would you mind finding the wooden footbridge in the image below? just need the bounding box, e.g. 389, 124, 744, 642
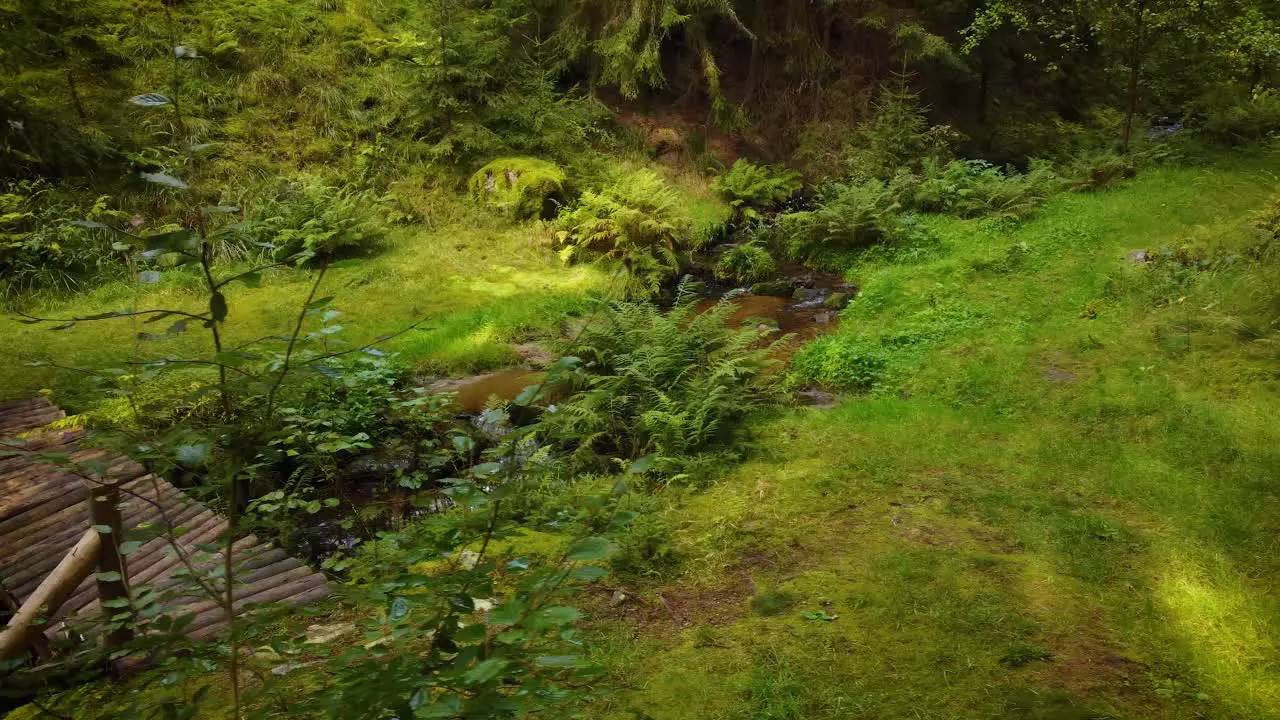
0, 397, 330, 661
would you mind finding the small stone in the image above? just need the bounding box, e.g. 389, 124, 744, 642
1127, 249, 1150, 264
797, 388, 837, 406
473, 598, 496, 613
823, 292, 851, 310
609, 590, 628, 607
813, 311, 833, 324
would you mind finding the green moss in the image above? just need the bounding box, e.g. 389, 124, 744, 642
581, 152, 1280, 720
468, 157, 567, 220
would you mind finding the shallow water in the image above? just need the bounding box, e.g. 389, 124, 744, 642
438, 368, 546, 413
698, 265, 854, 340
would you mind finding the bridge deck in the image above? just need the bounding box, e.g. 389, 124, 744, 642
0, 398, 330, 641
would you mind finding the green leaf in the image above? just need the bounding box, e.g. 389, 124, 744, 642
609, 510, 639, 530
210, 292, 228, 322
535, 655, 583, 667
95, 571, 123, 583
101, 597, 132, 609
461, 658, 508, 686
471, 462, 501, 476
141, 172, 188, 189
629, 455, 655, 474
389, 596, 410, 621
571, 566, 609, 581
513, 383, 542, 407
68, 220, 107, 229
213, 350, 259, 367
488, 599, 525, 625
533, 605, 582, 627
119, 540, 143, 556
566, 536, 614, 562
418, 695, 461, 718
129, 93, 171, 107
143, 229, 197, 254
92, 525, 113, 535
111, 242, 131, 251
204, 205, 240, 214
175, 443, 211, 467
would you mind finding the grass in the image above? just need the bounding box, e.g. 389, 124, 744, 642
0, 219, 610, 410
580, 152, 1280, 720
7, 151, 1280, 719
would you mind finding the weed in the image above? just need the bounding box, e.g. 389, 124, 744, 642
1000, 641, 1053, 667
749, 590, 798, 617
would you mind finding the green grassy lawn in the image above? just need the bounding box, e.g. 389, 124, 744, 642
0, 219, 609, 410
582, 153, 1280, 720
0, 163, 725, 414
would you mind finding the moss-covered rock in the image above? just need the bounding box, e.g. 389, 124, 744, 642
469, 157, 567, 220
751, 280, 792, 297
823, 292, 851, 310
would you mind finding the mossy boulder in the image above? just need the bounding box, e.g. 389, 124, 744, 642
823, 292, 851, 310
469, 157, 567, 220
751, 280, 792, 297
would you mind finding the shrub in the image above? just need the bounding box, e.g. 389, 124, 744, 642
1195, 88, 1280, 145
242, 181, 386, 263
537, 280, 784, 476
1252, 192, 1280, 261
711, 159, 803, 221
468, 156, 567, 220
0, 180, 124, 297
791, 333, 887, 390
556, 170, 696, 296
910, 159, 1060, 219
1062, 151, 1136, 191
778, 180, 899, 262
714, 242, 777, 285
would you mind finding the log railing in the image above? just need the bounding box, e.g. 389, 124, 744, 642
0, 481, 131, 663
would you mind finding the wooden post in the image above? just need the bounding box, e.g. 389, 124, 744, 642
88, 482, 134, 648
0, 529, 100, 662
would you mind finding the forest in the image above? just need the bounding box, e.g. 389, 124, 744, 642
1, 0, 1279, 718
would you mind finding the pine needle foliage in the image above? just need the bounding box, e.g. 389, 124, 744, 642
538, 279, 786, 479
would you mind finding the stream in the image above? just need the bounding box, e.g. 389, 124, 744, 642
291, 264, 854, 562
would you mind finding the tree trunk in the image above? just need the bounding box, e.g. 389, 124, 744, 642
66, 69, 86, 121
1121, 0, 1147, 152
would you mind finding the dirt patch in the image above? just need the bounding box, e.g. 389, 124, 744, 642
969, 527, 1022, 554
1047, 651, 1154, 707
586, 573, 754, 631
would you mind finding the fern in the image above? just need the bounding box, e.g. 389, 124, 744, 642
712, 159, 802, 221
556, 170, 696, 296
538, 279, 786, 479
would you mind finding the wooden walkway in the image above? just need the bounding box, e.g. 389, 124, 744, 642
0, 398, 330, 641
